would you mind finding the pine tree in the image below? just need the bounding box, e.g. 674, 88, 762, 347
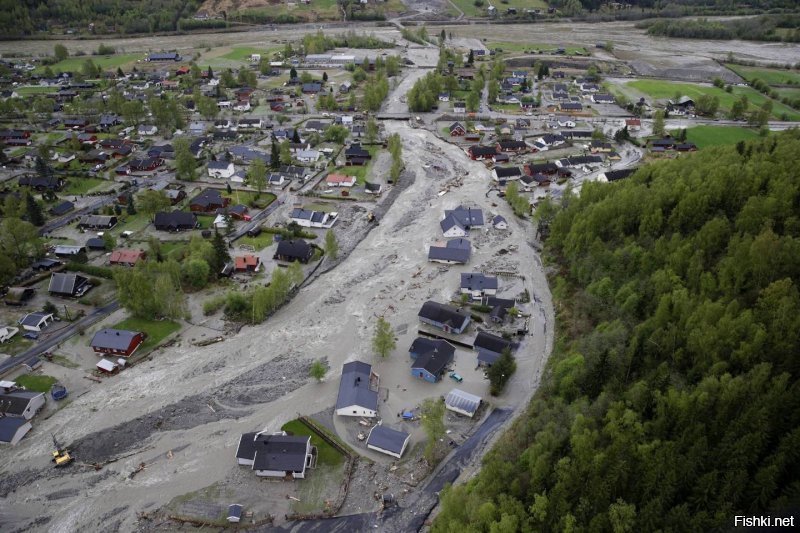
270, 138, 279, 170
25, 193, 44, 226
126, 194, 136, 215
211, 229, 230, 274
292, 129, 301, 143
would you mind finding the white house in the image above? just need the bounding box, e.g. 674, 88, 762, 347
325, 173, 357, 188
137, 125, 157, 136
213, 214, 231, 230
453, 101, 466, 113
0, 326, 19, 343
492, 215, 508, 230
0, 390, 46, 420
18, 312, 53, 332
250, 53, 261, 63
290, 208, 337, 229
296, 149, 321, 163
236, 431, 315, 479
440, 214, 467, 238
233, 101, 251, 112
460, 273, 498, 300
366, 424, 411, 459
335, 361, 379, 418
208, 160, 235, 179
0, 418, 32, 445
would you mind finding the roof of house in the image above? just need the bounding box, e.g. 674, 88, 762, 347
0, 390, 43, 416
494, 166, 522, 178
410, 338, 455, 376
498, 140, 528, 150
85, 237, 106, 249
50, 200, 74, 216
253, 434, 309, 471
446, 206, 484, 227
48, 272, 88, 295
110, 249, 146, 264
0, 416, 30, 443
96, 359, 118, 372
440, 214, 465, 234
418, 301, 470, 329
326, 173, 356, 184
474, 330, 512, 354
208, 160, 233, 170
469, 145, 498, 156
79, 215, 116, 227
290, 208, 327, 224
603, 168, 637, 182
275, 239, 312, 259
428, 238, 471, 263
461, 273, 498, 292
335, 360, 378, 412
367, 425, 410, 455
90, 329, 142, 351
18, 312, 52, 327
190, 188, 226, 208
234, 255, 260, 270
154, 211, 197, 228
445, 388, 481, 415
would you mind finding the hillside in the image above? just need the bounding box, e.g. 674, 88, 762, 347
433, 131, 800, 531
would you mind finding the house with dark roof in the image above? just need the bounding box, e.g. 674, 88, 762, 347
559, 102, 583, 112
599, 168, 637, 182
147, 52, 181, 61
460, 273, 498, 300
0, 417, 32, 445
440, 214, 466, 237
289, 208, 336, 229
467, 145, 498, 160
189, 189, 229, 212
344, 143, 371, 166
449, 122, 466, 136
418, 301, 471, 334
428, 238, 471, 264
0, 390, 45, 420
18, 312, 53, 332
525, 162, 559, 176
54, 245, 85, 258
48, 272, 91, 298
90, 328, 146, 357
236, 432, 315, 478
85, 237, 106, 251
473, 330, 512, 366
273, 239, 313, 263
445, 206, 484, 228
302, 82, 322, 94
78, 215, 117, 230
50, 200, 74, 216
485, 296, 516, 323
496, 140, 528, 153
31, 259, 62, 272
335, 361, 379, 418
4, 287, 35, 306
18, 175, 64, 191
154, 211, 198, 232
492, 166, 522, 182
367, 425, 411, 459
409, 337, 455, 383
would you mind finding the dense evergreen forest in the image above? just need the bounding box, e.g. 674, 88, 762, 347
0, 0, 203, 37
433, 131, 800, 532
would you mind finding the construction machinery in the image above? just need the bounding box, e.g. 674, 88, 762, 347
51, 434, 73, 467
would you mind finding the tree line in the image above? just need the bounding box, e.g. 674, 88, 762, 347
433, 130, 800, 532
643, 14, 800, 42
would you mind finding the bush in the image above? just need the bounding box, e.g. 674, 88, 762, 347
474, 0, 485, 6
203, 294, 227, 316
65, 262, 114, 279
471, 304, 492, 313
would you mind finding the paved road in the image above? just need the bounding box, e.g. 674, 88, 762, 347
274, 408, 513, 533
0, 300, 120, 377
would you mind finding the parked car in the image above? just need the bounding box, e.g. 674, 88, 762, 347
449, 371, 463, 383
23, 332, 39, 340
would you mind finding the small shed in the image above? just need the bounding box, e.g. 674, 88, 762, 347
366, 424, 411, 459
96, 358, 119, 374
445, 388, 482, 418
227, 504, 243, 523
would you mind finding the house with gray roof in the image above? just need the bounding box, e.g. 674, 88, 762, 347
445, 206, 484, 228
0, 390, 45, 420
428, 238, 471, 265
335, 361, 379, 418
289, 208, 337, 229
445, 388, 482, 418
367, 425, 411, 459
418, 301, 471, 335
90, 329, 146, 357
474, 330, 513, 366
235, 432, 314, 479
0, 417, 32, 445
409, 337, 455, 383
460, 273, 498, 300
18, 312, 53, 332
48, 272, 91, 298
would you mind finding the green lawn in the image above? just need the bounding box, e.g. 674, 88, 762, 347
451, 0, 547, 17
111, 317, 181, 354
281, 419, 345, 466
15, 374, 58, 393
488, 41, 589, 56
0, 335, 33, 355
303, 202, 336, 213
159, 241, 189, 261
15, 86, 58, 96
36, 54, 140, 74
61, 177, 106, 195
237, 232, 277, 251
220, 46, 277, 62
195, 214, 215, 229
626, 80, 800, 121
775, 88, 800, 99
223, 190, 276, 209
684, 126, 762, 149
725, 64, 800, 86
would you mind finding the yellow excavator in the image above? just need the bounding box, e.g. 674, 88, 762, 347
51, 434, 73, 467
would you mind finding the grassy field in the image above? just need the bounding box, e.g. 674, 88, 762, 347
61, 177, 106, 195
112, 317, 181, 354
15, 86, 58, 96
15, 373, 58, 392
281, 419, 345, 466
0, 335, 33, 355
451, 0, 547, 17
776, 88, 800, 99
237, 232, 277, 251
626, 80, 800, 120
220, 47, 274, 62
725, 64, 800, 86
36, 54, 140, 74
223, 190, 276, 209
684, 126, 762, 148
488, 41, 589, 56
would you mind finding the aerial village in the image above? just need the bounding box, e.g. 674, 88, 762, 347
0, 15, 797, 529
